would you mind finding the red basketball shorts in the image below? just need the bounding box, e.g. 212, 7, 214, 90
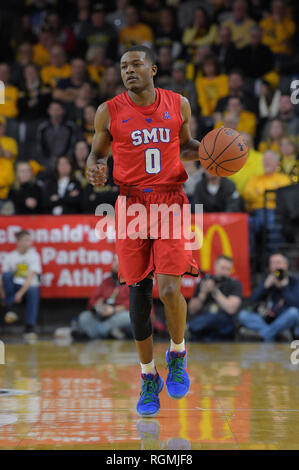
115, 184, 199, 285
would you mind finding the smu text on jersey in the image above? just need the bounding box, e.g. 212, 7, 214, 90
131, 128, 171, 146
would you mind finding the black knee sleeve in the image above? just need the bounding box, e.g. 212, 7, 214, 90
129, 278, 153, 341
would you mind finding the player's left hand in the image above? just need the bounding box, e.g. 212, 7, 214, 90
87, 164, 107, 186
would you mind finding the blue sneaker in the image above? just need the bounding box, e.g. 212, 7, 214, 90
165, 349, 190, 399
137, 372, 164, 418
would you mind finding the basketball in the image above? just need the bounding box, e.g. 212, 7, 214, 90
198, 127, 248, 177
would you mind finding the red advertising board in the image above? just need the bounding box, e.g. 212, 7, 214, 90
0, 213, 250, 298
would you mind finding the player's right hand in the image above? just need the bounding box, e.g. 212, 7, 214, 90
87, 164, 107, 186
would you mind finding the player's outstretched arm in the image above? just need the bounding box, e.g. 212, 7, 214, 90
87, 102, 111, 186
179, 96, 201, 161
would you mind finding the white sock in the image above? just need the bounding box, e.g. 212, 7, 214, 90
140, 359, 156, 375
170, 339, 185, 353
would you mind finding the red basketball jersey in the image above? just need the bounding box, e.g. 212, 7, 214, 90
106, 88, 188, 187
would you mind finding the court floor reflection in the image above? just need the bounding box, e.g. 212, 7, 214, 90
0, 340, 298, 449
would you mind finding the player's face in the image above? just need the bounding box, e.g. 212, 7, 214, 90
120, 51, 157, 93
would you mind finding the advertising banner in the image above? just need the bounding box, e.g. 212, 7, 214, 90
0, 213, 250, 298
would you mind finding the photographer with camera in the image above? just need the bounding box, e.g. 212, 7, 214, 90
238, 253, 299, 341
187, 255, 242, 341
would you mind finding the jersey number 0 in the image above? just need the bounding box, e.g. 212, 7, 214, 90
145, 148, 161, 174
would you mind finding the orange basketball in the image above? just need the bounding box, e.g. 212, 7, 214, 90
198, 127, 248, 177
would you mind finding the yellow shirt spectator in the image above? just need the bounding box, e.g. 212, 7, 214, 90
242, 172, 290, 211
196, 74, 229, 116
228, 148, 264, 195
0, 157, 14, 199
119, 23, 154, 49
87, 64, 106, 85
183, 24, 218, 48
41, 63, 72, 88
0, 136, 18, 160
33, 43, 50, 67
260, 15, 295, 55
0, 85, 18, 119
222, 17, 256, 48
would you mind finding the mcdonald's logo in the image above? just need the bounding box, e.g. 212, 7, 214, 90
191, 223, 234, 272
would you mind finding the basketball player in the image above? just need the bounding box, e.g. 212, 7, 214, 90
87, 46, 201, 417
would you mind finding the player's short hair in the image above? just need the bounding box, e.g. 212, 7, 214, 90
122, 45, 156, 65
16, 230, 31, 240
216, 255, 234, 264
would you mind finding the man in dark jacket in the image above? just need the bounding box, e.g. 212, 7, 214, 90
193, 169, 242, 212
238, 253, 299, 341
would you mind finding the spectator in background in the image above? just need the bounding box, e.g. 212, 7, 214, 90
214, 69, 258, 116
7, 161, 43, 215
11, 14, 37, 51
154, 8, 182, 60
242, 150, 291, 251
45, 10, 77, 56
258, 79, 281, 121
43, 155, 81, 215
238, 25, 274, 80
72, 0, 91, 52
228, 132, 264, 197
73, 139, 89, 189
18, 64, 52, 122
182, 160, 202, 207
186, 45, 210, 82
195, 55, 229, 116
99, 65, 121, 102
65, 82, 98, 127
260, 0, 295, 64
11, 42, 33, 86
168, 61, 198, 114
32, 26, 56, 68
36, 101, 82, 171
41, 44, 71, 89
53, 57, 88, 102
193, 168, 241, 212
0, 63, 19, 119
276, 95, 299, 138
86, 45, 106, 85
211, 25, 239, 74
0, 116, 18, 161
279, 136, 299, 184
238, 253, 299, 341
85, 3, 118, 62
155, 47, 173, 89
72, 254, 131, 340
177, 0, 214, 32
140, 0, 162, 31
107, 0, 128, 32
182, 6, 218, 59
258, 119, 285, 153
222, 0, 256, 49
188, 255, 242, 342
119, 5, 154, 54
82, 104, 96, 145
0, 230, 42, 343
215, 96, 257, 137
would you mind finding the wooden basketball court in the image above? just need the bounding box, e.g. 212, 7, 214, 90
0, 339, 298, 450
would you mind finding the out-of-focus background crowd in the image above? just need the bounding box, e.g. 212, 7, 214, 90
1, 0, 299, 343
